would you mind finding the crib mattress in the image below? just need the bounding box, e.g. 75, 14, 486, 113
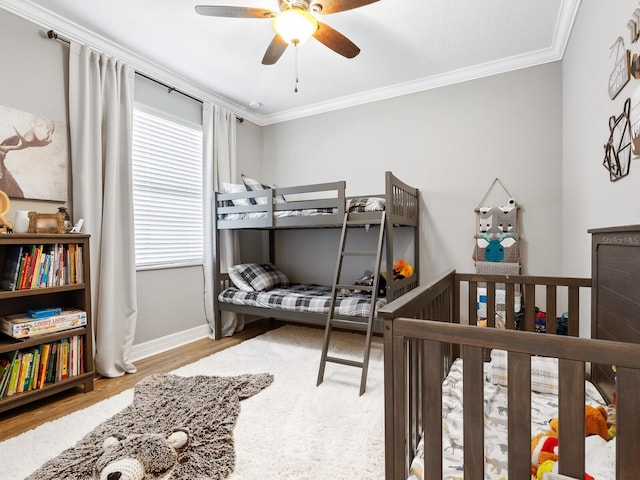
408, 359, 614, 480
218, 284, 386, 318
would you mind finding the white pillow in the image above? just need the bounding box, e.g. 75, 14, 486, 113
488, 349, 559, 395
222, 182, 252, 207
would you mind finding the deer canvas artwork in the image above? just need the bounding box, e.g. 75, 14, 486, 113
0, 105, 68, 201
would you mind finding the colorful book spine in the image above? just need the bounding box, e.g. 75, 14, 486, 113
37, 343, 51, 389
6, 354, 22, 396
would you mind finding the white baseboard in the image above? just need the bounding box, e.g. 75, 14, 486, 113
129, 324, 212, 362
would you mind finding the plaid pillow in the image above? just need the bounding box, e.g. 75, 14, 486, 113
232, 262, 289, 292
227, 265, 255, 291
488, 349, 558, 395
241, 174, 286, 205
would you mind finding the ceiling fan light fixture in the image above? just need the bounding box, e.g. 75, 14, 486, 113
273, 8, 318, 45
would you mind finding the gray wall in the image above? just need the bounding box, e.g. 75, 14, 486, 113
563, 1, 640, 277
561, 0, 640, 338
263, 63, 564, 284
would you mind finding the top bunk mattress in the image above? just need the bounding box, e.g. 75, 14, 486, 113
214, 171, 418, 229
219, 197, 386, 222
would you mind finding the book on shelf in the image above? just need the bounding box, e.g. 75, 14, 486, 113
0, 337, 85, 398
0, 351, 16, 396
0, 246, 24, 291
36, 343, 51, 389
16, 351, 32, 394
26, 307, 63, 319
2, 244, 85, 292
0, 309, 87, 339
5, 353, 22, 396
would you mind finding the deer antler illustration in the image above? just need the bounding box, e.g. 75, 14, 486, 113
0, 123, 55, 198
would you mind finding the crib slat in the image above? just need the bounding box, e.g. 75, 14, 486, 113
546, 286, 557, 334
507, 352, 532, 479
487, 282, 496, 327
468, 281, 477, 326
463, 345, 484, 478
558, 359, 585, 477
568, 286, 579, 336
505, 283, 515, 329
423, 340, 443, 477
617, 367, 640, 478
392, 334, 408, 479
524, 284, 536, 330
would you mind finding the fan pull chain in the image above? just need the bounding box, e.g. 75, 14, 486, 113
294, 43, 300, 93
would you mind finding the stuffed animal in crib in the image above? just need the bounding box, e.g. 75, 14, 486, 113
94, 430, 190, 480
531, 405, 609, 479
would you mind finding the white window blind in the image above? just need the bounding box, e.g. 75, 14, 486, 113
132, 107, 203, 269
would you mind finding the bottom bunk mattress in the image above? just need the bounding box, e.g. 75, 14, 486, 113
218, 284, 386, 317
408, 356, 615, 480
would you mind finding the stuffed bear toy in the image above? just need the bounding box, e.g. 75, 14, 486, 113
531, 405, 609, 479
95, 429, 189, 480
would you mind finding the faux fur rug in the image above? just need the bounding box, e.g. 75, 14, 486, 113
2, 325, 384, 479
26, 373, 273, 480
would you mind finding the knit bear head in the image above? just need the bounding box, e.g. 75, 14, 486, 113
94, 430, 189, 480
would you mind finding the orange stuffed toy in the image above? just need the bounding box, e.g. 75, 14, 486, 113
392, 259, 414, 280
531, 405, 609, 478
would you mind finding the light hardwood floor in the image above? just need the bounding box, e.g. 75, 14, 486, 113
0, 319, 278, 442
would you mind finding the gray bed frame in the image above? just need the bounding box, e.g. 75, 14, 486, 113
211, 171, 419, 339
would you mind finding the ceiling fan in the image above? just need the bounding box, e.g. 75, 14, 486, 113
195, 0, 379, 65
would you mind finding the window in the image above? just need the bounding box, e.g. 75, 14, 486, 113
132, 106, 203, 269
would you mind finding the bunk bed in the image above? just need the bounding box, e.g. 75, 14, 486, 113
212, 171, 419, 339
379, 224, 640, 479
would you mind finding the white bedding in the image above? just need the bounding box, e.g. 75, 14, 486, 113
407, 359, 613, 480
219, 197, 386, 221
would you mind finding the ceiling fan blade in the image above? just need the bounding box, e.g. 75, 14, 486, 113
310, 0, 379, 15
313, 22, 360, 59
262, 35, 289, 65
194, 5, 275, 18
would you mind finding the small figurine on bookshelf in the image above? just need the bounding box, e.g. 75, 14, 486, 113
69, 218, 84, 234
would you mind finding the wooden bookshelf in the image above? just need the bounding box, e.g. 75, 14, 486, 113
0, 234, 93, 413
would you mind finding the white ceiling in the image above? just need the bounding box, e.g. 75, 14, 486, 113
0, 0, 581, 125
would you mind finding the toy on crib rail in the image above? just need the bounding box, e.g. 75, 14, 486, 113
531, 405, 609, 480
392, 259, 414, 280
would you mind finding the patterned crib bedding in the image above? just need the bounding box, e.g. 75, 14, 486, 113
408, 358, 613, 480
218, 283, 385, 317
220, 197, 386, 221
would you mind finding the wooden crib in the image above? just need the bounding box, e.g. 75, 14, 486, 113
379, 258, 640, 479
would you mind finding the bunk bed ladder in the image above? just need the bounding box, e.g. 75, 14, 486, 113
317, 211, 386, 396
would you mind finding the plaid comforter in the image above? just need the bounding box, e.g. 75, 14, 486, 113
218, 284, 386, 317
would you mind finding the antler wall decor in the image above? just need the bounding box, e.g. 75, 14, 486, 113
0, 123, 55, 198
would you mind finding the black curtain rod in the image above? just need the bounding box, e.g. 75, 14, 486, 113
46, 29, 243, 123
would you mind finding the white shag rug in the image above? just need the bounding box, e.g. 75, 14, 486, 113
0, 325, 385, 480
